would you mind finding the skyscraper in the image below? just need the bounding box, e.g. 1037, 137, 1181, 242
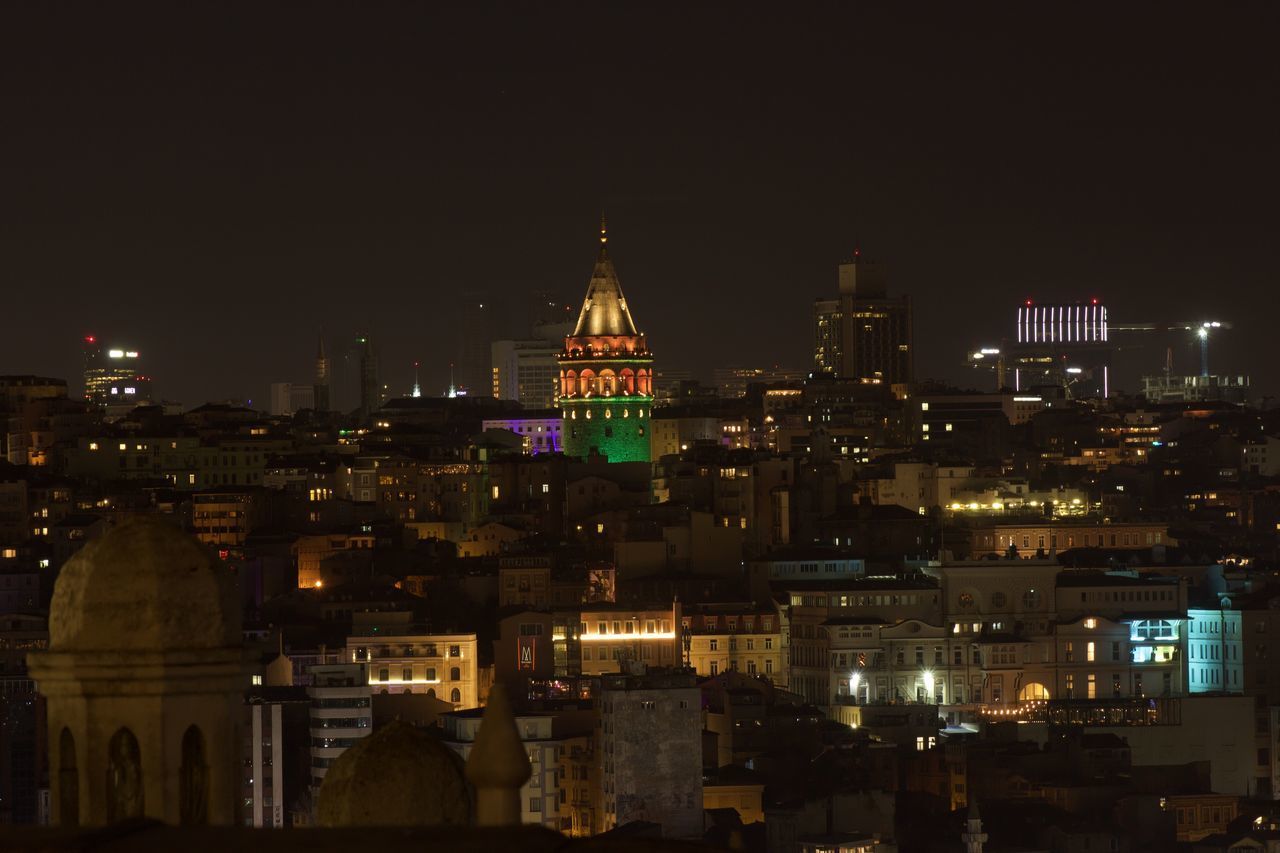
81, 336, 147, 406
358, 336, 379, 419
456, 297, 493, 398
813, 252, 913, 388
313, 333, 331, 412
557, 220, 654, 463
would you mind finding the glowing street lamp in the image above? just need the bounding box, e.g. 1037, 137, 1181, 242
922, 670, 935, 703
849, 671, 862, 704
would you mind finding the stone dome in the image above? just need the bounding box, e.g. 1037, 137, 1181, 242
49, 516, 241, 652
317, 720, 471, 827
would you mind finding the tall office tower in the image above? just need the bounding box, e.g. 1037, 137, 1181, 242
491, 318, 572, 409
313, 333, 331, 412
81, 336, 146, 406
358, 336, 379, 419
812, 252, 913, 388
557, 220, 655, 463
455, 297, 493, 397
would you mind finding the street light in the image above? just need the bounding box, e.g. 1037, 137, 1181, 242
922, 669, 935, 703
850, 671, 862, 704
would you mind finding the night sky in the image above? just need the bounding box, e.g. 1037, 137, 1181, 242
2, 4, 1277, 406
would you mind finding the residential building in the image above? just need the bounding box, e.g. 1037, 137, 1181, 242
597, 668, 702, 838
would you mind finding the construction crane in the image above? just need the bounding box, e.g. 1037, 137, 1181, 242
1109, 320, 1232, 377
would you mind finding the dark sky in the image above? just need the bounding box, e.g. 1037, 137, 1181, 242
2, 3, 1277, 406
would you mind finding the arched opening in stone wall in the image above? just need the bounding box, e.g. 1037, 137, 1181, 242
450, 688, 461, 704
180, 725, 209, 825
450, 666, 460, 681
59, 727, 79, 827
106, 727, 144, 824
1019, 682, 1051, 701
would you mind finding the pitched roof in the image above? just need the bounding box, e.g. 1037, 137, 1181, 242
570, 222, 640, 338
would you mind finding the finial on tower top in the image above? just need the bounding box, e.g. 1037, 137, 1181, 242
599, 213, 608, 246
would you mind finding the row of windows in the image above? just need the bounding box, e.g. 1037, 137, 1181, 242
704, 637, 773, 651
378, 666, 462, 681
582, 619, 670, 636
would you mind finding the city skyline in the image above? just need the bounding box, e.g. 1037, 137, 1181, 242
7, 4, 1280, 846
1, 4, 1276, 405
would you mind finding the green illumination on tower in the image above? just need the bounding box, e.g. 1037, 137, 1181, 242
557, 218, 654, 463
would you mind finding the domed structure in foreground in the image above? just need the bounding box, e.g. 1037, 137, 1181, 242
29, 517, 248, 827
317, 720, 471, 826
50, 516, 241, 652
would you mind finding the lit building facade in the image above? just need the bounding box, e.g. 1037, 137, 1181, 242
557, 221, 654, 463
578, 603, 681, 675
348, 630, 480, 707
307, 663, 372, 791
491, 338, 562, 409
681, 604, 785, 684
480, 414, 563, 454
442, 711, 566, 832
968, 521, 1174, 557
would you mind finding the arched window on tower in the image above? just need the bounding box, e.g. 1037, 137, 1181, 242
450, 688, 462, 704
621, 368, 635, 395
106, 728, 144, 824
59, 728, 79, 827
600, 369, 617, 396
180, 725, 208, 825
564, 370, 577, 398
450, 666, 461, 681
579, 369, 596, 397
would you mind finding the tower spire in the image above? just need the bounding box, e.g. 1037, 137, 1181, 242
411, 361, 422, 398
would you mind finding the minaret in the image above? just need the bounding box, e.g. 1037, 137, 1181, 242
961, 799, 987, 853
557, 217, 655, 463
313, 333, 331, 412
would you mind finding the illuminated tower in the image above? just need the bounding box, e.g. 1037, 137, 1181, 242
557, 219, 654, 463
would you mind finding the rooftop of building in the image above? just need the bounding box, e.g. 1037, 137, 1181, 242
1054, 569, 1181, 587
772, 574, 938, 592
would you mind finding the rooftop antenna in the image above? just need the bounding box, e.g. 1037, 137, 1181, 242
411, 361, 422, 398
447, 362, 458, 399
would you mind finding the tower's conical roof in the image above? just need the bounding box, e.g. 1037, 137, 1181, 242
571, 218, 639, 338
